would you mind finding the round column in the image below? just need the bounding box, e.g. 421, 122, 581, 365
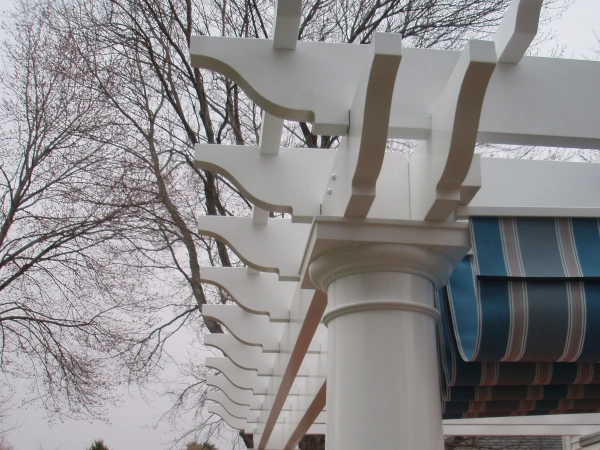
309, 244, 452, 450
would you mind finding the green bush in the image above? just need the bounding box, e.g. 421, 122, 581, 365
186, 442, 217, 450
87, 440, 110, 450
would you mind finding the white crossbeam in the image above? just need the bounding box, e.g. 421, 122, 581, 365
197, 217, 311, 281
259, 112, 285, 155
195, 145, 336, 223
257, 288, 327, 449
252, 205, 270, 226
443, 414, 600, 437
202, 305, 285, 352
204, 334, 276, 374
201, 268, 295, 321
190, 39, 600, 149
209, 402, 600, 438
272, 0, 302, 50
455, 157, 600, 218
190, 36, 369, 136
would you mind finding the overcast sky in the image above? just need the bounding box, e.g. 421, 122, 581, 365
1, 0, 600, 449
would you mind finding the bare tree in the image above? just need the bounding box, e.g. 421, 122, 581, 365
0, 0, 572, 444
40, 0, 569, 442
0, 2, 164, 419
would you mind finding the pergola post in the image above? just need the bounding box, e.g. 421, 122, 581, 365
308, 243, 459, 450
327, 272, 441, 448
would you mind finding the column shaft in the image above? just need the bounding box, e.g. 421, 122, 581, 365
325, 271, 444, 450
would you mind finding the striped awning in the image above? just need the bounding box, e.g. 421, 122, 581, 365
438, 217, 600, 419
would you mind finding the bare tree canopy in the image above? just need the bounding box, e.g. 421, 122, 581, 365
0, 0, 571, 443
0, 4, 164, 419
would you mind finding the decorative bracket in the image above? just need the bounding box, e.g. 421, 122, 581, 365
207, 404, 255, 434
195, 146, 335, 223
204, 334, 276, 375
409, 40, 497, 221
494, 0, 543, 64
321, 33, 403, 218
201, 267, 295, 321
208, 390, 259, 422
202, 305, 285, 352
197, 217, 311, 281
190, 36, 369, 136
207, 375, 264, 409
206, 357, 270, 394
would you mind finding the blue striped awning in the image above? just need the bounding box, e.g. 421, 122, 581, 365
436, 217, 600, 419
447, 218, 600, 363
437, 289, 600, 419
470, 217, 600, 279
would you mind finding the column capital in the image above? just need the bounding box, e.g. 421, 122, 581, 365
300, 217, 470, 291
308, 242, 457, 292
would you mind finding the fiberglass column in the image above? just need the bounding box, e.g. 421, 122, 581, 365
309, 243, 450, 450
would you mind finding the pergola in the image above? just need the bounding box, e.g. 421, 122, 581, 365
189, 0, 600, 448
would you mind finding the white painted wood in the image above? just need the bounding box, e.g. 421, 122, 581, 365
202, 305, 285, 352
443, 414, 600, 437
390, 49, 600, 148
409, 40, 496, 221
325, 272, 443, 450
195, 145, 335, 223
565, 436, 575, 450
574, 430, 600, 449
201, 267, 295, 322
207, 375, 264, 409
208, 404, 255, 434
253, 205, 270, 225
191, 7, 600, 446
279, 361, 327, 449
190, 36, 369, 136
205, 357, 270, 394
338, 33, 402, 217
257, 288, 327, 449
202, 286, 328, 448
322, 151, 411, 220
204, 334, 276, 374
494, 0, 543, 64
459, 154, 482, 206
196, 217, 311, 281
299, 217, 471, 290
192, 36, 600, 149
272, 0, 302, 50
455, 157, 600, 218
208, 390, 259, 422
259, 112, 284, 154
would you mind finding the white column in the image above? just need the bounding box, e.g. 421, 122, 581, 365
309, 244, 450, 450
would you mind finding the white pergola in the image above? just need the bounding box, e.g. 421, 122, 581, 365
189, 0, 600, 448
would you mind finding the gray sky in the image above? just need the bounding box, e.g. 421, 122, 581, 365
1, 0, 600, 449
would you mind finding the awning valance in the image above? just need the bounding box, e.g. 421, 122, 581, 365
437, 217, 600, 419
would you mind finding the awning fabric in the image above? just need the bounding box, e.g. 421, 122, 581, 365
437, 217, 600, 419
